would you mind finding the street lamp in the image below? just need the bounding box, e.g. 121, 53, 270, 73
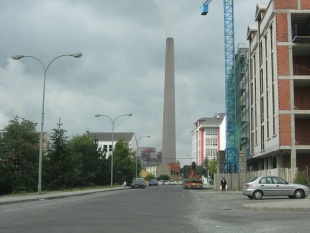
95, 113, 132, 187
134, 135, 151, 178
12, 53, 82, 195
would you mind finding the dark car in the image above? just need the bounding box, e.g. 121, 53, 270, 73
131, 179, 146, 189
149, 179, 158, 186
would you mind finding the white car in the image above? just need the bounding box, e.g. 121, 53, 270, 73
242, 176, 310, 200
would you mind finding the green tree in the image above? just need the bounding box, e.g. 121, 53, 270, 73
68, 134, 108, 186
0, 116, 39, 194
145, 174, 156, 181
294, 170, 308, 185
208, 158, 217, 180
113, 137, 137, 185
43, 121, 79, 190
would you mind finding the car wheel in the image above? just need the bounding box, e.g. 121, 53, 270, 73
247, 195, 253, 199
294, 189, 304, 199
253, 190, 263, 200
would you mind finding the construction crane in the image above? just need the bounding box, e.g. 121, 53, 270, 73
200, 0, 239, 173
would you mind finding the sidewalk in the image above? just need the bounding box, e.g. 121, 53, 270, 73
0, 187, 129, 206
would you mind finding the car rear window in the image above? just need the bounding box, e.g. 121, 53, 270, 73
245, 177, 257, 183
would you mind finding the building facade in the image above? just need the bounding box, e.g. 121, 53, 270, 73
146, 163, 170, 179
86, 131, 135, 154
191, 113, 226, 165
247, 0, 310, 173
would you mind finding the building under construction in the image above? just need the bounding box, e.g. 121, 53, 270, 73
245, 0, 310, 178
203, 1, 310, 189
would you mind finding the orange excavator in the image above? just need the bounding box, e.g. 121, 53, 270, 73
183, 161, 203, 189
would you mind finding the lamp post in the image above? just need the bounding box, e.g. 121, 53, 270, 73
12, 53, 82, 195
95, 113, 132, 187
134, 135, 151, 178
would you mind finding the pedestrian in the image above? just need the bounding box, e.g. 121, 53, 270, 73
220, 177, 227, 192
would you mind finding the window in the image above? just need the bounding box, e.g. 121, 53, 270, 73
272, 177, 287, 184
259, 177, 272, 184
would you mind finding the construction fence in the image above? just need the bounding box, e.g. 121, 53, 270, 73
214, 167, 298, 191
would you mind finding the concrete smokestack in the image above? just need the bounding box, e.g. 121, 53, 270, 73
162, 37, 176, 164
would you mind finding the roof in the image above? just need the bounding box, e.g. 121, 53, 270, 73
169, 162, 180, 171
255, 3, 268, 21
86, 132, 134, 142
247, 24, 258, 40
196, 113, 225, 127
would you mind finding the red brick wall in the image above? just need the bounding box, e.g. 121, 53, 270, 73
293, 56, 310, 75
279, 114, 291, 145
295, 119, 310, 145
277, 46, 289, 75
278, 80, 291, 110
276, 14, 288, 42
301, 0, 310, 9
297, 154, 310, 170
274, 0, 298, 9
294, 87, 310, 110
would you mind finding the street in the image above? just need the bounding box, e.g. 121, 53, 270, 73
0, 185, 309, 233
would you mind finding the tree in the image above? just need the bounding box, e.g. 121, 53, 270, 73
208, 158, 217, 180
68, 134, 108, 186
113, 137, 137, 185
43, 121, 79, 190
0, 116, 39, 194
145, 174, 156, 181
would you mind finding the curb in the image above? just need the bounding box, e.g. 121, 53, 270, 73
241, 204, 310, 212
0, 187, 130, 206
241, 198, 310, 212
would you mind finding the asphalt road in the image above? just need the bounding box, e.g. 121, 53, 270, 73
0, 185, 309, 233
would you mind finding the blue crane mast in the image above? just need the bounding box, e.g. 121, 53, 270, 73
200, 0, 239, 173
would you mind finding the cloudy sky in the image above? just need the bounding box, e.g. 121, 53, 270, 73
0, 0, 270, 166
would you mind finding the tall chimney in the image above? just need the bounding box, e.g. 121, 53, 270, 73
162, 37, 176, 164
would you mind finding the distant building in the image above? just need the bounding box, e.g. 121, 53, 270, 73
146, 162, 181, 180
168, 162, 181, 181
86, 131, 135, 154
140, 147, 162, 169
146, 162, 170, 178
191, 113, 226, 165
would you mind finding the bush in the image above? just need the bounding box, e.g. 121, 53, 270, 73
294, 170, 308, 186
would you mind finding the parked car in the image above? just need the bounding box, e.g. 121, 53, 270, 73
149, 179, 159, 186
242, 176, 310, 200
176, 180, 183, 185
131, 179, 146, 189
162, 180, 170, 185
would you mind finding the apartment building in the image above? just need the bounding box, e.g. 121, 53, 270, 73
191, 113, 226, 165
247, 0, 310, 173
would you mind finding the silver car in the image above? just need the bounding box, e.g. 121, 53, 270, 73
242, 176, 310, 200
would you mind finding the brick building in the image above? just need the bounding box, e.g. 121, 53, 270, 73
247, 0, 310, 175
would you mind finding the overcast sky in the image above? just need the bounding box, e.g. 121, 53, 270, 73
0, 0, 270, 166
